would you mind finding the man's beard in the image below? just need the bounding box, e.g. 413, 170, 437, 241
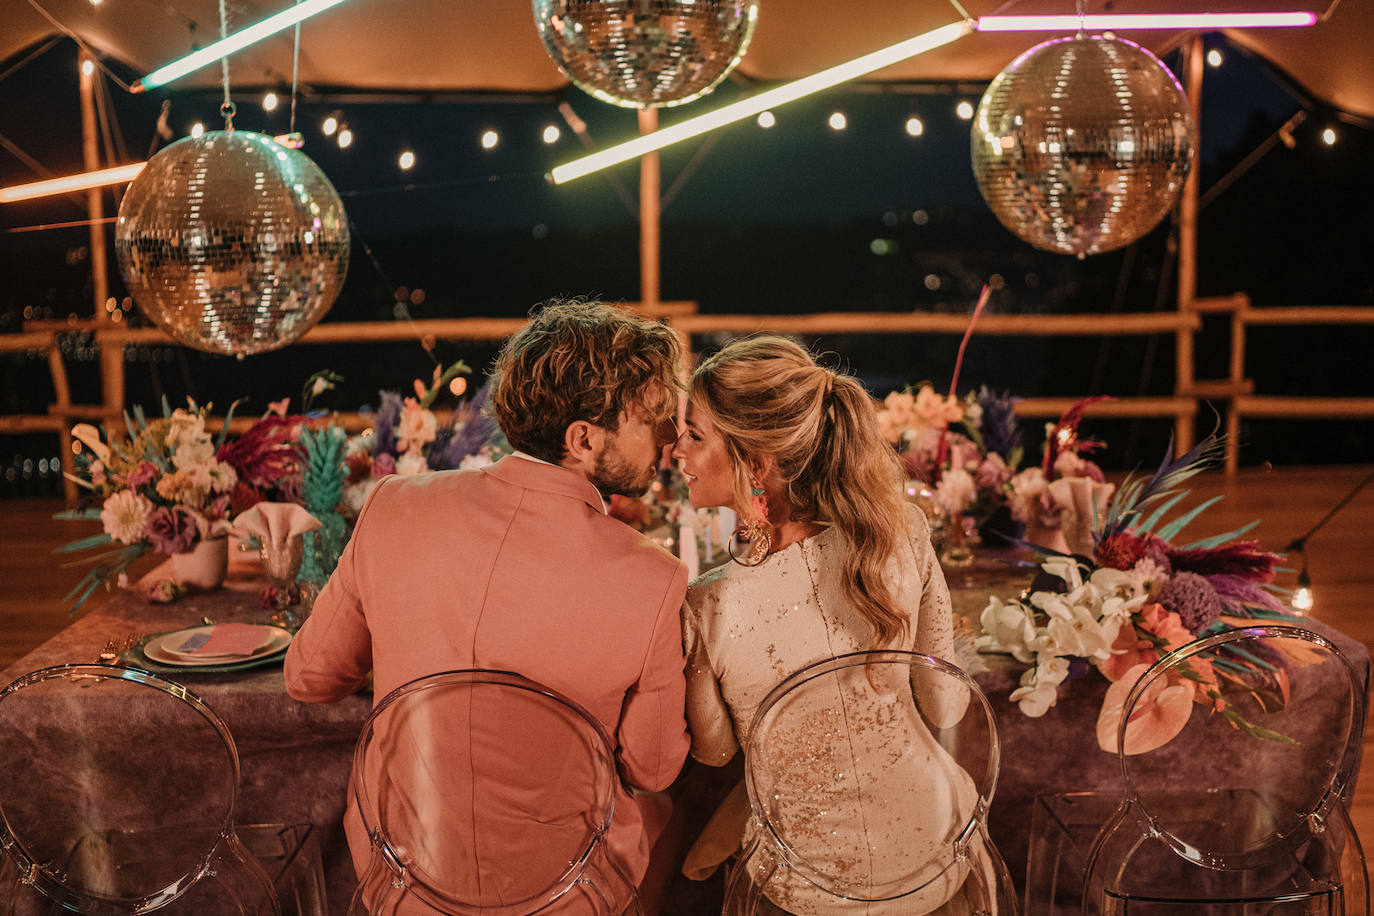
590, 435, 654, 499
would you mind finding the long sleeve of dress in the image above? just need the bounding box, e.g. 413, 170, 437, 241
682, 596, 739, 767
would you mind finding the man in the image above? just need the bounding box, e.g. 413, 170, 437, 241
285, 299, 689, 911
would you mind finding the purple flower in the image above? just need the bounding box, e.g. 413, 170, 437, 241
146, 506, 199, 555
1157, 571, 1225, 634
372, 391, 403, 458
371, 453, 397, 478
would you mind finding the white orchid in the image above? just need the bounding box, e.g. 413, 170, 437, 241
980, 596, 1039, 664
1010, 657, 1070, 717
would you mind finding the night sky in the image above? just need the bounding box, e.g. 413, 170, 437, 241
2, 33, 1371, 494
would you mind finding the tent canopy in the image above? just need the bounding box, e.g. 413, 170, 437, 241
3, 0, 1370, 119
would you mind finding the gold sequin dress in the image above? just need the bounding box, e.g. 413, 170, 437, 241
682, 505, 977, 914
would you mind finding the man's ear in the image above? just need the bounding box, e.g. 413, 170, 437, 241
561, 420, 605, 472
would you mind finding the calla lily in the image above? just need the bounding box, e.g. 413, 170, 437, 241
71, 423, 111, 464
1096, 662, 1195, 754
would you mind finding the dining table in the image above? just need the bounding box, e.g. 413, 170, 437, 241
1, 544, 1367, 913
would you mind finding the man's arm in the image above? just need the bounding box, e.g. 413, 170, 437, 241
284, 482, 387, 702
615, 562, 691, 792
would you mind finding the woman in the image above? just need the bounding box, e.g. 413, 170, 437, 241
673, 336, 978, 915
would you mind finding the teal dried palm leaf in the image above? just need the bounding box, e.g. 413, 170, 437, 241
1099, 433, 1226, 541
1182, 521, 1261, 550
62, 542, 148, 614
54, 508, 103, 521
54, 532, 114, 553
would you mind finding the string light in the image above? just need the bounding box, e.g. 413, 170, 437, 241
80, 59, 95, 77
133, 0, 354, 91
1206, 48, 1224, 67
828, 111, 847, 131
905, 116, 924, 137
542, 125, 561, 144
549, 20, 971, 184
337, 127, 353, 149
757, 111, 776, 128
263, 91, 279, 111
398, 150, 415, 170
1292, 564, 1314, 613
1322, 127, 1337, 146
955, 100, 974, 120
481, 129, 500, 150
322, 114, 339, 136
190, 122, 205, 139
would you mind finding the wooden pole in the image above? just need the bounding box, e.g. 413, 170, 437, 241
638, 108, 661, 310
1175, 35, 1204, 455
78, 52, 110, 322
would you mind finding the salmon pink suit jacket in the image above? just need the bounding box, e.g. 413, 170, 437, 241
284, 455, 690, 905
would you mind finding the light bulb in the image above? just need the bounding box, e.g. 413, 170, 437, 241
481, 129, 500, 150
398, 150, 415, 170
337, 127, 353, 149
955, 100, 975, 120
1206, 48, 1223, 67
1292, 585, 1313, 613
542, 125, 561, 144
905, 116, 924, 137
757, 111, 776, 128
80, 59, 95, 76
1322, 127, 1337, 146
828, 111, 847, 131
263, 91, 279, 111
322, 115, 338, 136
190, 122, 205, 138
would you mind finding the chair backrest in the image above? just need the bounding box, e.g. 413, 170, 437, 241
348, 669, 633, 915
741, 649, 999, 906
1107, 624, 1364, 870
0, 663, 277, 914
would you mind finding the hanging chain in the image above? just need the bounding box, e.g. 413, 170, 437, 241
289, 16, 301, 135
218, 0, 235, 130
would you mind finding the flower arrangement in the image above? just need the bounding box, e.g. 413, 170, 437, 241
609, 467, 728, 576
978, 435, 1305, 752
59, 401, 246, 610
341, 361, 510, 515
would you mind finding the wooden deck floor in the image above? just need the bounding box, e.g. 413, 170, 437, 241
2, 465, 1372, 866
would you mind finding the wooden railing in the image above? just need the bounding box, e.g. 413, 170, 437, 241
2, 297, 1369, 501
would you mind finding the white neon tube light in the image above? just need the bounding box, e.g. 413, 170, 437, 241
549, 20, 972, 185
0, 163, 146, 203
975, 11, 1318, 31
132, 0, 351, 92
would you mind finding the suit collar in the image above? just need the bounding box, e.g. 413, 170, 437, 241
488, 454, 608, 515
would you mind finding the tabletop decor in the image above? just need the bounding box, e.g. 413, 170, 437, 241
979, 435, 1307, 753
609, 467, 727, 579
59, 402, 247, 610
1005, 396, 1116, 556
114, 130, 349, 356
971, 33, 1195, 257
340, 363, 510, 517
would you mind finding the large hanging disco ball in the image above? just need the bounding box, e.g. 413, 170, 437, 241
115, 130, 349, 356
971, 34, 1195, 257
532, 0, 758, 108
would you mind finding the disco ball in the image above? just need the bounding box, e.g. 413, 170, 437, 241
532, 0, 758, 108
971, 34, 1195, 257
115, 130, 349, 356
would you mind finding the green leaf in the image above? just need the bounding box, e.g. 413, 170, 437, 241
1155, 495, 1223, 542
54, 508, 103, 521
54, 532, 114, 553
1180, 520, 1260, 551
1135, 490, 1191, 536
216, 397, 247, 451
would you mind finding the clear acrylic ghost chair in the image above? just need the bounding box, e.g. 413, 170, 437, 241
1078, 625, 1368, 915
723, 650, 1018, 915
0, 663, 281, 915
345, 669, 642, 915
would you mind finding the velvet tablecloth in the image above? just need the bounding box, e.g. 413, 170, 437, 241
1, 551, 1366, 912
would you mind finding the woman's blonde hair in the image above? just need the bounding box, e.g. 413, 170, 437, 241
692, 335, 911, 648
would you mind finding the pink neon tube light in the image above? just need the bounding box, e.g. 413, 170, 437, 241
975, 12, 1318, 31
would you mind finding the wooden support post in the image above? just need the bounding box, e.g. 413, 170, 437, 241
78, 52, 109, 322
638, 108, 661, 311
1175, 35, 1205, 456
98, 330, 126, 438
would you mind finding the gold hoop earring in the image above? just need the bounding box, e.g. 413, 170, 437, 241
729, 485, 772, 567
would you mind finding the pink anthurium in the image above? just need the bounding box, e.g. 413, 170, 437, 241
1096, 662, 1195, 754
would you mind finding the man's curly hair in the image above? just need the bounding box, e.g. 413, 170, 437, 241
490, 299, 683, 463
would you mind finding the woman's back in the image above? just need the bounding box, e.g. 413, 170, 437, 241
683, 506, 970, 913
